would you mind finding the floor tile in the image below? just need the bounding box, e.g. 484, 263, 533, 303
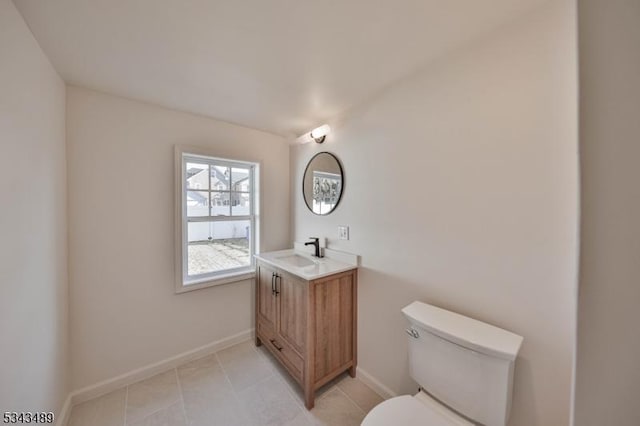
68, 388, 126, 426
127, 401, 186, 426
68, 340, 384, 426
236, 375, 311, 426
177, 353, 251, 426
256, 345, 334, 408
336, 375, 384, 412
181, 387, 251, 426
307, 388, 366, 426
216, 341, 273, 391
125, 370, 181, 424
255, 346, 304, 403
177, 353, 230, 396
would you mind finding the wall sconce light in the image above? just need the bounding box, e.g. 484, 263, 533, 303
297, 124, 331, 144
310, 124, 330, 143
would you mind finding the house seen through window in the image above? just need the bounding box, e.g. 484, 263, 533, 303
179, 152, 257, 289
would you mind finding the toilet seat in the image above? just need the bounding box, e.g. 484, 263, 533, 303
362, 391, 473, 426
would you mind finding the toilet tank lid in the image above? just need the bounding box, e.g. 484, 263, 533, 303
402, 301, 524, 361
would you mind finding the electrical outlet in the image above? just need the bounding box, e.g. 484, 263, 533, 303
338, 225, 349, 240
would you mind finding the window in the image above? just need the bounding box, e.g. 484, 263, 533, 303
175, 147, 258, 292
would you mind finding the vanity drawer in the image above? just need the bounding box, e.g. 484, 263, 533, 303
274, 337, 304, 381
259, 320, 303, 383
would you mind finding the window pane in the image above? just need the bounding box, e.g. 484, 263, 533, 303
211, 191, 230, 216
186, 191, 209, 217
187, 220, 251, 276
231, 192, 250, 216
186, 163, 209, 190
211, 166, 230, 191
231, 167, 251, 192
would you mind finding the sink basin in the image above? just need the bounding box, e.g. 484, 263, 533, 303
255, 248, 357, 281
276, 254, 316, 267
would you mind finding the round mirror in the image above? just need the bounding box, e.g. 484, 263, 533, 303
303, 152, 344, 215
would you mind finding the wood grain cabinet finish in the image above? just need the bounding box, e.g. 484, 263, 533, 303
255, 260, 357, 409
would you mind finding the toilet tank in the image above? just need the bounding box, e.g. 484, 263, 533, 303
402, 302, 523, 426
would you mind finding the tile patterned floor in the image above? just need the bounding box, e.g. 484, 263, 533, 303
68, 340, 384, 426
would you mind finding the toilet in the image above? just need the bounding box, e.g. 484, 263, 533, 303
362, 301, 523, 426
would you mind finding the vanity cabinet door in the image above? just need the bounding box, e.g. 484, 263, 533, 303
257, 263, 277, 331
276, 272, 307, 356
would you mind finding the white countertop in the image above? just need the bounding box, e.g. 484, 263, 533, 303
254, 248, 358, 281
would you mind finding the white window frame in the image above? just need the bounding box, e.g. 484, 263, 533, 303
174, 146, 259, 293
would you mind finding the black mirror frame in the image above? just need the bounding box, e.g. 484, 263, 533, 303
302, 151, 344, 216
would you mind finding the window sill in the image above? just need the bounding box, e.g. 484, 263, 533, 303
176, 270, 255, 294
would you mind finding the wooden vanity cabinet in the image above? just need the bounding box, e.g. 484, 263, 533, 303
255, 260, 357, 409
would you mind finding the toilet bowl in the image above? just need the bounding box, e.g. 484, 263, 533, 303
362, 301, 523, 426
363, 391, 472, 426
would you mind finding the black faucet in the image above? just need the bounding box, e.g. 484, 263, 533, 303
305, 237, 323, 258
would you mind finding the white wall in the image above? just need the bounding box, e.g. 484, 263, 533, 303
66, 87, 290, 389
574, 1, 640, 425
0, 0, 68, 415
291, 2, 578, 425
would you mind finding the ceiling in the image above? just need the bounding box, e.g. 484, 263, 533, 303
15, 0, 545, 137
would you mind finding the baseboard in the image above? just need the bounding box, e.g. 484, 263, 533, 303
356, 366, 397, 400
69, 328, 254, 407
55, 394, 72, 426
